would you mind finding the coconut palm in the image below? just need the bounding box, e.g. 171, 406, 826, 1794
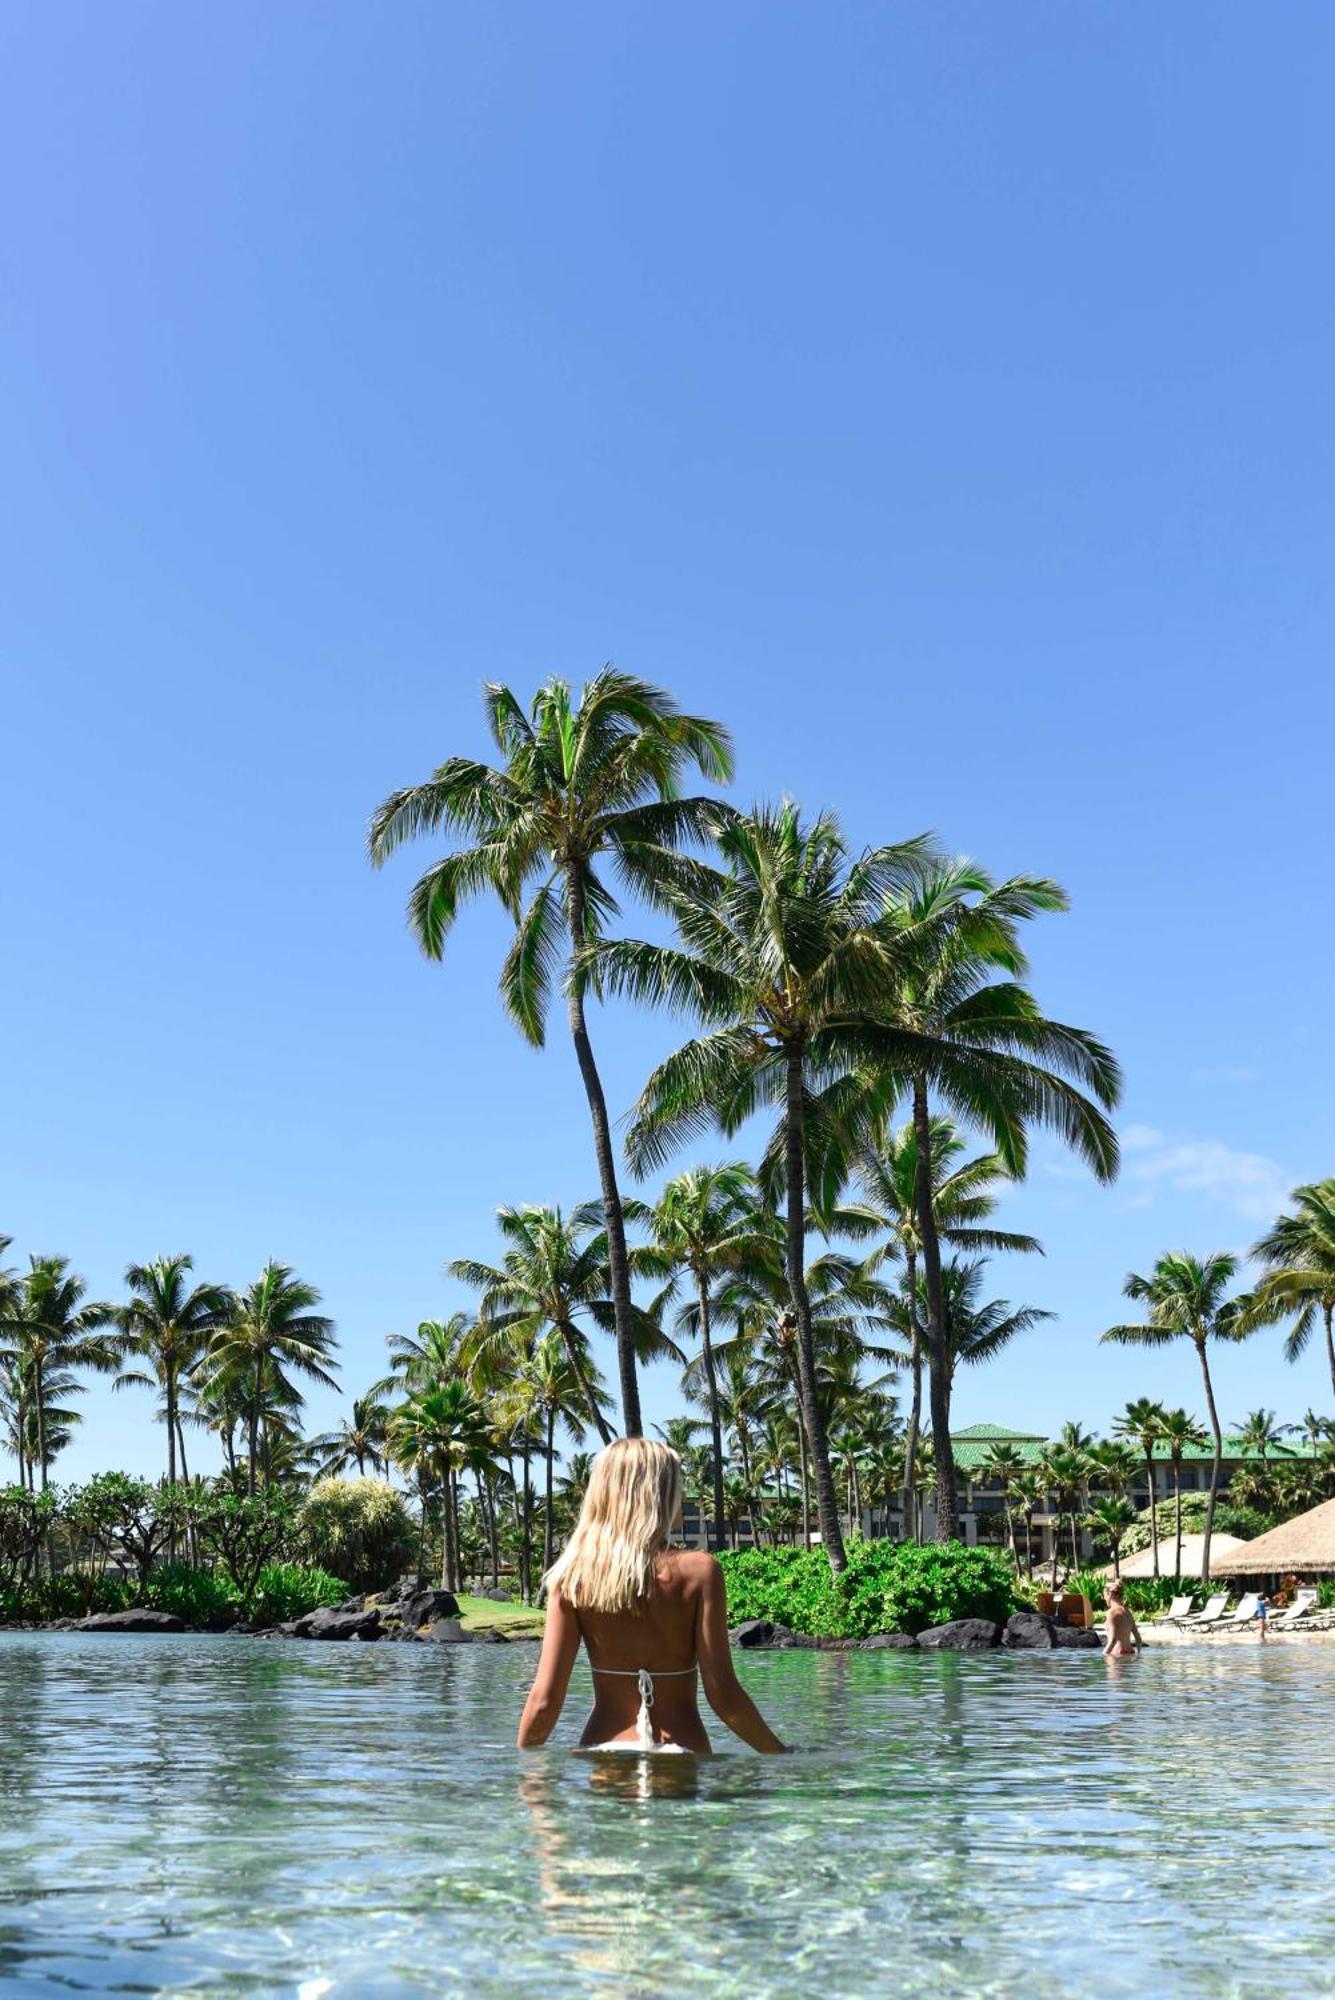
1101, 1252, 1252, 1586
593, 802, 947, 1569
114, 1255, 233, 1506
1037, 1443, 1088, 1589
388, 1380, 490, 1593
1234, 1408, 1291, 1461
452, 1204, 676, 1446
935, 1259, 1053, 1383
368, 671, 733, 1437
857, 860, 1120, 1539
1084, 1495, 1137, 1578
205, 1263, 338, 1494
524, 1332, 594, 1573
1111, 1398, 1168, 1578
1011, 1470, 1044, 1580
836, 1118, 1041, 1545
1243, 1180, 1335, 1396
1155, 1406, 1208, 1580
0, 1258, 119, 1496
977, 1441, 1026, 1565
311, 1395, 392, 1477
641, 1163, 771, 1550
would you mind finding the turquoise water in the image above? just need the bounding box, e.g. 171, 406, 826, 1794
1, 1634, 1332, 1997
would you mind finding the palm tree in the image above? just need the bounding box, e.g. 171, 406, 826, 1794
1084, 1496, 1137, 1577
388, 1381, 490, 1592
1234, 1407, 1291, 1462
311, 1394, 392, 1476
864, 860, 1120, 1539
935, 1258, 1053, 1384
525, 1332, 593, 1573
205, 1263, 338, 1494
594, 802, 945, 1570
0, 1257, 119, 1496
115, 1255, 232, 1506
1112, 1398, 1168, 1579
1156, 1407, 1207, 1580
977, 1441, 1026, 1565
640, 1163, 769, 1551
452, 1204, 676, 1445
368, 671, 733, 1437
1245, 1180, 1335, 1396
837, 1118, 1041, 1545
1101, 1252, 1251, 1586
1037, 1443, 1088, 1589
1011, 1470, 1044, 1580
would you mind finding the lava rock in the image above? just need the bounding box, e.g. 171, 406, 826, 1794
731, 1619, 776, 1649
292, 1605, 382, 1642
859, 1633, 918, 1650
478, 1627, 510, 1643
1003, 1611, 1058, 1651
478, 1588, 513, 1603
75, 1609, 186, 1634
421, 1618, 473, 1644
399, 1589, 461, 1629
915, 1618, 1001, 1651
1052, 1625, 1103, 1649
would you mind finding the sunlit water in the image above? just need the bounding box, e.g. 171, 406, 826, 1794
1, 1634, 1332, 1998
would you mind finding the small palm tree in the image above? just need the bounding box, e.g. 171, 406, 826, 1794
115, 1255, 233, 1501
1156, 1406, 1208, 1580
205, 1263, 338, 1494
1037, 1443, 1089, 1590
1084, 1495, 1138, 1578
1234, 1407, 1291, 1462
1112, 1398, 1168, 1579
1244, 1179, 1335, 1397
977, 1441, 1026, 1566
0, 1257, 119, 1496
311, 1395, 392, 1477
369, 671, 733, 1437
1011, 1471, 1044, 1580
1101, 1252, 1251, 1586
388, 1380, 491, 1593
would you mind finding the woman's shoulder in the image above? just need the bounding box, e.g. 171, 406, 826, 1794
662, 1548, 720, 1588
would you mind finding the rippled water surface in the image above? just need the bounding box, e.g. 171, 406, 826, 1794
1, 1633, 1332, 1997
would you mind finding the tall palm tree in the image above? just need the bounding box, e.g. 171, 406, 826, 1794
1112, 1397, 1168, 1579
115, 1255, 232, 1506
0, 1257, 119, 1496
1234, 1407, 1291, 1462
977, 1441, 1026, 1565
593, 802, 942, 1570
388, 1380, 490, 1592
524, 1332, 594, 1573
933, 1258, 1053, 1385
1037, 1443, 1088, 1589
1084, 1496, 1137, 1578
1011, 1470, 1044, 1580
837, 1118, 1041, 1544
205, 1263, 338, 1494
640, 1163, 770, 1551
368, 671, 733, 1437
452, 1204, 676, 1445
869, 860, 1120, 1540
1156, 1407, 1207, 1581
1244, 1180, 1335, 1396
311, 1394, 392, 1476
1101, 1251, 1251, 1587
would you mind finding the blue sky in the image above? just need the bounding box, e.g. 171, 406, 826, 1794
3, 4, 1332, 1482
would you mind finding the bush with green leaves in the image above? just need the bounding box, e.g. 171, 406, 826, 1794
248, 1562, 347, 1627
144, 1563, 241, 1628
719, 1539, 1019, 1638
1120, 1496, 1274, 1558
0, 1487, 56, 1593
297, 1477, 417, 1593
0, 1573, 132, 1625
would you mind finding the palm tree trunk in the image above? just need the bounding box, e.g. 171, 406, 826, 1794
521, 1444, 533, 1605
1173, 1462, 1183, 1581
165, 1364, 178, 1563
796, 1408, 812, 1548
1324, 1299, 1335, 1400
911, 1083, 957, 1541
781, 1049, 845, 1569
439, 1476, 451, 1590
486, 1474, 500, 1588
565, 868, 641, 1438
543, 1408, 556, 1576
901, 1251, 922, 1539
1197, 1338, 1224, 1593
1145, 1445, 1160, 1579
696, 1273, 726, 1554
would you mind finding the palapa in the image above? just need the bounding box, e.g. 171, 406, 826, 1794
1208, 1496, 1335, 1577
1109, 1532, 1247, 1580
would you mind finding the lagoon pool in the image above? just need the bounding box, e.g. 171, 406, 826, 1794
1, 1633, 1332, 1998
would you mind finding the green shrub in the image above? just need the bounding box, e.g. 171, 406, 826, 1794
297, 1478, 417, 1593
248, 1562, 347, 1627
719, 1539, 1019, 1638
145, 1564, 240, 1628
1318, 1581, 1335, 1611
0, 1573, 132, 1624
1121, 1497, 1274, 1557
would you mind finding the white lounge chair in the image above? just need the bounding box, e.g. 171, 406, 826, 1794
1162, 1595, 1194, 1622
1220, 1592, 1259, 1627
1275, 1588, 1318, 1628
1179, 1593, 1229, 1627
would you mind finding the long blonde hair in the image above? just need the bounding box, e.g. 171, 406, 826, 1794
543, 1438, 683, 1615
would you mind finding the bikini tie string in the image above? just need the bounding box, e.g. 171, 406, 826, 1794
636, 1668, 654, 1748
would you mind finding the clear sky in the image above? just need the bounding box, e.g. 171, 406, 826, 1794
3, 4, 1332, 1482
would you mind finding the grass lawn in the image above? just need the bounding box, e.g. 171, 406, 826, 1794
455, 1593, 545, 1638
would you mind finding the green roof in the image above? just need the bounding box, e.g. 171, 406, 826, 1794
952, 1423, 1046, 1443
948, 1421, 1320, 1475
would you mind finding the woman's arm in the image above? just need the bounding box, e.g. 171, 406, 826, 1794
517, 1587, 581, 1748
696, 1559, 788, 1754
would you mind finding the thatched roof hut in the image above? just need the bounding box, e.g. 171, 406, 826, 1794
1111, 1532, 1247, 1580
1210, 1496, 1335, 1577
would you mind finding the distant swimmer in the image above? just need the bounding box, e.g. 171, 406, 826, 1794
1103, 1578, 1143, 1658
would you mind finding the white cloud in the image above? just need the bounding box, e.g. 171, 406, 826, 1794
1118, 1126, 1290, 1225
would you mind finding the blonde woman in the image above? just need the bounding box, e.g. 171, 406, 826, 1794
517, 1438, 788, 1755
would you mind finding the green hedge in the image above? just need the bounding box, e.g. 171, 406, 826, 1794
719, 1539, 1018, 1638
0, 1562, 348, 1630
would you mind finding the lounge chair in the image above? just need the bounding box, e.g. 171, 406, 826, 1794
1161, 1595, 1194, 1622
1178, 1593, 1229, 1627
1275, 1588, 1318, 1629
1219, 1592, 1259, 1627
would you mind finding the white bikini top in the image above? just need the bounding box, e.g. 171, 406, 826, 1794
590, 1662, 697, 1748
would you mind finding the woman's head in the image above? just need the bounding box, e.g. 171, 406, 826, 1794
1107, 1578, 1125, 1604
543, 1438, 683, 1615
